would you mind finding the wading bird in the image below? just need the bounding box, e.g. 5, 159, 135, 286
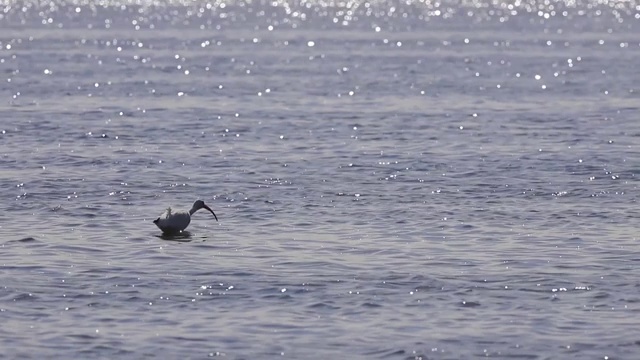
153, 200, 218, 234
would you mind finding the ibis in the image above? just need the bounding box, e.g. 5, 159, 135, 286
153, 200, 218, 234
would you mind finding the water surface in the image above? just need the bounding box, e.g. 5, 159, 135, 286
1, 0, 639, 358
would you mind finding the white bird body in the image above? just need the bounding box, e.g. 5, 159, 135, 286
154, 200, 218, 234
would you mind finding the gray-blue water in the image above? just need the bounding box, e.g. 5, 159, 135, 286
1, 0, 639, 358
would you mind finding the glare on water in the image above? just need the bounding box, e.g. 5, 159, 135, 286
0, 0, 639, 358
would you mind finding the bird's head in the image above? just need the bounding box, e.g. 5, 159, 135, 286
192, 200, 218, 221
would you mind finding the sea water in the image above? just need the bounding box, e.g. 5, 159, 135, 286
1, 0, 639, 358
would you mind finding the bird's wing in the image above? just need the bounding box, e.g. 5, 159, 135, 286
159, 207, 172, 219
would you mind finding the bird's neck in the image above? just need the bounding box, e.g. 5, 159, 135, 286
189, 207, 198, 215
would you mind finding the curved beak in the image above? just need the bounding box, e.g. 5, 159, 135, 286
203, 204, 218, 221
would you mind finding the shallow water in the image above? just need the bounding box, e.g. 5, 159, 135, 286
1, 0, 639, 358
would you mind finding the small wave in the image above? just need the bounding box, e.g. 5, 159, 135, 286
15, 237, 38, 243
3, 237, 41, 246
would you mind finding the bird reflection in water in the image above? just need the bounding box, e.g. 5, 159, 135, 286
156, 231, 193, 242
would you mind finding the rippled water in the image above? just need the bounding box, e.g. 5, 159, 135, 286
1, 0, 639, 358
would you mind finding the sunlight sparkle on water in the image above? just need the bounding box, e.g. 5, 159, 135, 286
0, 0, 637, 29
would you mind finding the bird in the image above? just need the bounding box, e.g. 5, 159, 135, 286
153, 200, 218, 234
